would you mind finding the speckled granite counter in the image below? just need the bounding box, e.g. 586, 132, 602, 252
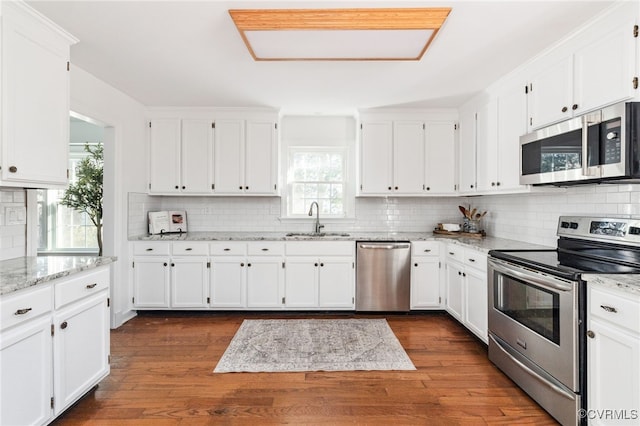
583, 274, 640, 297
129, 232, 552, 253
0, 256, 117, 296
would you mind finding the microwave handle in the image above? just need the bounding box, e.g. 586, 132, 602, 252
581, 112, 602, 177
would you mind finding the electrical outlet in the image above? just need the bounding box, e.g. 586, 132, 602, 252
5, 206, 26, 225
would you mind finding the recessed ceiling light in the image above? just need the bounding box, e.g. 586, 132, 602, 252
229, 8, 451, 61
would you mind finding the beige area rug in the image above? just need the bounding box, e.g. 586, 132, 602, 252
213, 318, 415, 373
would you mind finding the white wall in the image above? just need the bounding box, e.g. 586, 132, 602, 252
0, 189, 26, 260
70, 65, 147, 328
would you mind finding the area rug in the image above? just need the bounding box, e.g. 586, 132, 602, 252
213, 318, 415, 373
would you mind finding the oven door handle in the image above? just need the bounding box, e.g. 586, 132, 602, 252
489, 259, 574, 292
489, 334, 577, 401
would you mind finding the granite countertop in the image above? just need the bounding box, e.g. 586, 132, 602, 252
0, 256, 117, 296
129, 232, 553, 254
583, 274, 640, 297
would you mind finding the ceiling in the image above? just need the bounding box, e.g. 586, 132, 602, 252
27, 0, 616, 114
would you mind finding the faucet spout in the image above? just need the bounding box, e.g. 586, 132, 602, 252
308, 202, 324, 234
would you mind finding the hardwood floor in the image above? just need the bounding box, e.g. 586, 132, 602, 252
53, 312, 557, 425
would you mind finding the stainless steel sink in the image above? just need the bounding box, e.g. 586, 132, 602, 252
285, 232, 351, 238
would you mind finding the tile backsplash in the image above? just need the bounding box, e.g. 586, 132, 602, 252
0, 189, 27, 260
129, 183, 640, 247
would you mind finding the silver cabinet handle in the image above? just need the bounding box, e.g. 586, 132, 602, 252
600, 305, 617, 313
359, 243, 409, 250
14, 308, 32, 315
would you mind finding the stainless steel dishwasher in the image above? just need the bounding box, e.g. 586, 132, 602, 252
356, 241, 411, 311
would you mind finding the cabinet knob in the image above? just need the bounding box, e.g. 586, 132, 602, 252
561, 106, 568, 113
171, 263, 175, 267
314, 263, 319, 267
496, 182, 501, 186
572, 104, 578, 110
587, 330, 595, 339
245, 186, 249, 190
414, 263, 418, 267
388, 186, 392, 190
182, 186, 186, 190
463, 272, 466, 277
247, 263, 251, 267
426, 187, 430, 191
163, 262, 168, 267
458, 271, 462, 276
175, 185, 179, 189
14, 307, 32, 316
239, 186, 243, 190
491, 182, 496, 186
8, 166, 17, 173
60, 321, 68, 330
320, 263, 324, 267
470, 184, 474, 189
241, 263, 245, 267
394, 186, 398, 190
86, 283, 97, 289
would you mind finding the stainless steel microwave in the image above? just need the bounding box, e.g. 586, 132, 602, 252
520, 101, 640, 185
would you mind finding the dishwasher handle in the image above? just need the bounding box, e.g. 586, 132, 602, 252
358, 243, 410, 250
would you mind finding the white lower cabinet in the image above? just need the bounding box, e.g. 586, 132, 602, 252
170, 257, 209, 308
0, 314, 53, 426
410, 241, 442, 309
445, 244, 488, 343
0, 266, 111, 425
587, 284, 640, 425
284, 241, 355, 310
246, 256, 283, 308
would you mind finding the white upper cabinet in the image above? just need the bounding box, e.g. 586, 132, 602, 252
527, 2, 638, 130
457, 103, 477, 195
393, 121, 425, 194
475, 98, 499, 192
359, 121, 394, 195
148, 119, 213, 194
0, 1, 77, 188
424, 122, 457, 195
214, 119, 278, 195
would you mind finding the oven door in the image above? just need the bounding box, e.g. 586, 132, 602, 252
488, 258, 580, 391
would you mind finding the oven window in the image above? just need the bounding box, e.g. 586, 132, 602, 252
494, 276, 560, 344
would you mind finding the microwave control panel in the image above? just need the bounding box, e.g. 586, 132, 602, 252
602, 119, 621, 164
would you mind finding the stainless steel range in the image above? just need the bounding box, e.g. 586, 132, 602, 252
488, 216, 640, 426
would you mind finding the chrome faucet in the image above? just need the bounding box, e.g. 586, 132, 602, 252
308, 201, 324, 234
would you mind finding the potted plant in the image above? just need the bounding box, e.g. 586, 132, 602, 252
60, 144, 104, 256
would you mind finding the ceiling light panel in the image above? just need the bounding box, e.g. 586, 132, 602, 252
229, 8, 451, 61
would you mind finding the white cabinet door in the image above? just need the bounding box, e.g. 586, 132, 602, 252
214, 119, 245, 194
425, 122, 456, 194
133, 257, 170, 308
410, 257, 441, 309
587, 319, 640, 425
149, 119, 181, 194
181, 119, 213, 194
246, 257, 283, 308
393, 121, 425, 194
475, 99, 499, 192
170, 257, 209, 308
53, 291, 109, 415
0, 315, 53, 426
464, 267, 488, 343
574, 22, 637, 115
210, 257, 246, 308
496, 81, 528, 191
527, 56, 574, 129
284, 257, 318, 308
245, 120, 277, 195
360, 121, 393, 194
1, 6, 73, 188
458, 105, 477, 194
445, 262, 464, 322
318, 257, 354, 309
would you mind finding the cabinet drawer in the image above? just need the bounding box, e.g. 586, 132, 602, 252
172, 242, 208, 256
446, 244, 464, 262
133, 242, 171, 256
411, 241, 440, 256
55, 268, 110, 309
464, 249, 487, 272
247, 242, 284, 256
589, 286, 640, 334
211, 242, 247, 256
1, 285, 53, 331
286, 241, 354, 256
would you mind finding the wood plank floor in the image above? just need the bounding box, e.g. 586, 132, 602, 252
53, 311, 557, 425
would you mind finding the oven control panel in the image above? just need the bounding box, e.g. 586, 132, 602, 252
557, 216, 640, 245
